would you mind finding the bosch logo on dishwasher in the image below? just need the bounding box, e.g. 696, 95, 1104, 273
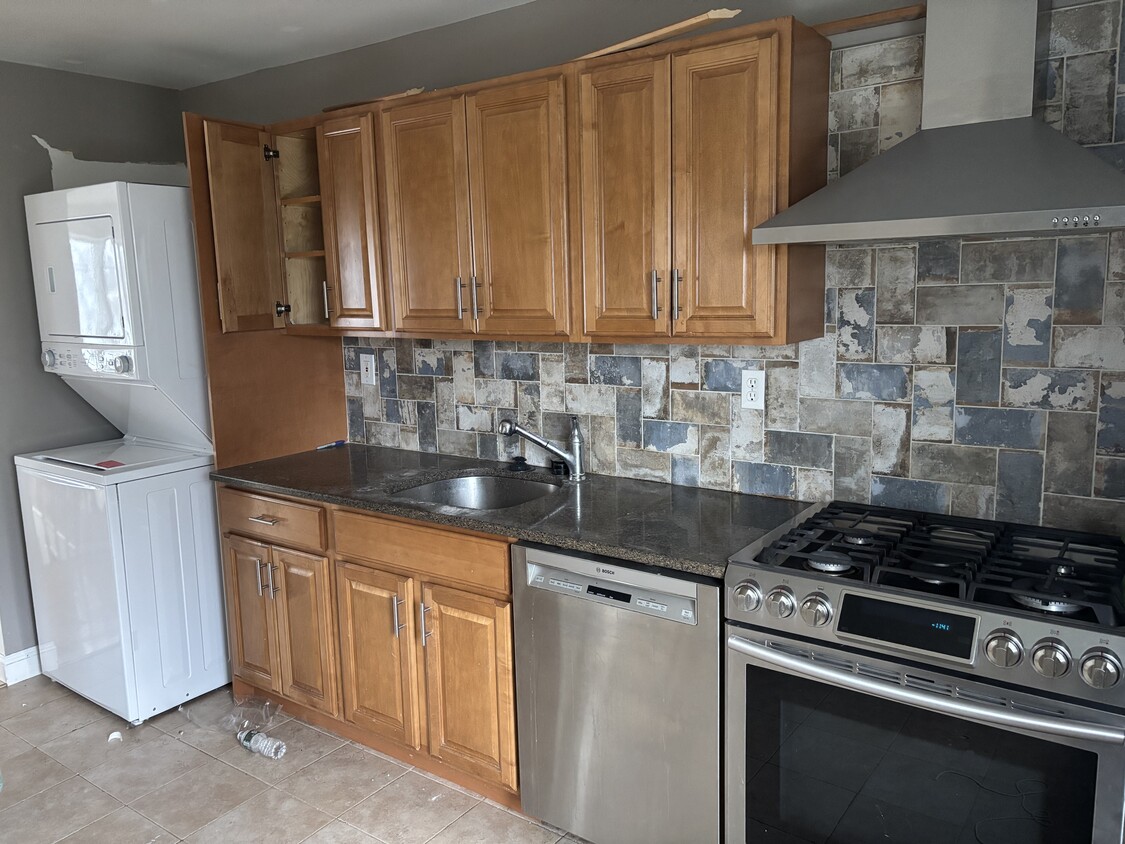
596, 566, 616, 576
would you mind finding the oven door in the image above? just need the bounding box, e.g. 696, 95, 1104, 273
726, 624, 1125, 844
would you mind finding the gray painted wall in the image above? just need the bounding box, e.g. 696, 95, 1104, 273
179, 0, 895, 123
0, 59, 183, 655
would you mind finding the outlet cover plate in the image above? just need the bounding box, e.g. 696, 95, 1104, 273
741, 369, 765, 410
360, 353, 377, 386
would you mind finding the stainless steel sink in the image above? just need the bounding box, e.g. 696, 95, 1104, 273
391, 474, 560, 510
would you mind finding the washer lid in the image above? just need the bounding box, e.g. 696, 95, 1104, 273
26, 439, 208, 473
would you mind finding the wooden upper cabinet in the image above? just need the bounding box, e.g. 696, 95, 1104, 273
578, 58, 671, 338
203, 120, 286, 332
380, 96, 474, 335
671, 36, 779, 338
467, 77, 569, 336
318, 114, 387, 330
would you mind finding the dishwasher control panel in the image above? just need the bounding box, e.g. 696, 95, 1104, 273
527, 562, 697, 625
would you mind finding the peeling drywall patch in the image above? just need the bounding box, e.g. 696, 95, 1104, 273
32, 135, 188, 190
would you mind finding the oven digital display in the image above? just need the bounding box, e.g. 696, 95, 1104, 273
837, 595, 977, 659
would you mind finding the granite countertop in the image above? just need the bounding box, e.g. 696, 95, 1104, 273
211, 445, 815, 579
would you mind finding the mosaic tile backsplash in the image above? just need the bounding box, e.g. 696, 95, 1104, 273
345, 1, 1125, 533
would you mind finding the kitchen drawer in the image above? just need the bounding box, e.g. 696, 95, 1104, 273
334, 510, 512, 594
218, 487, 327, 551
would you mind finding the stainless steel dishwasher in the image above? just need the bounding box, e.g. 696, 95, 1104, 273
512, 544, 720, 844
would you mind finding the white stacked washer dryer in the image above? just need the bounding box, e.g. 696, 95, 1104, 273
14, 182, 229, 724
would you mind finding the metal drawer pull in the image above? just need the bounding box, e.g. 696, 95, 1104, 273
248, 515, 280, 526
470, 275, 481, 320
255, 559, 265, 597
419, 601, 432, 646
671, 269, 683, 318
267, 564, 280, 597
392, 596, 405, 639
322, 281, 331, 320
650, 270, 662, 321
727, 635, 1125, 746
455, 277, 466, 319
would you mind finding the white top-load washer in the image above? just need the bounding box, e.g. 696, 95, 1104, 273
14, 182, 229, 723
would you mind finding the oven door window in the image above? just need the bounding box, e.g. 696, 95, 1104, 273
742, 665, 1097, 844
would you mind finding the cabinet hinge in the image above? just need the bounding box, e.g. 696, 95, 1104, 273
263, 144, 280, 162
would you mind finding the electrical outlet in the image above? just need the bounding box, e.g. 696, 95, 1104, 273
741, 369, 765, 410
359, 353, 377, 386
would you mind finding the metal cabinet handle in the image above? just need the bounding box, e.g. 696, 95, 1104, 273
267, 564, 280, 597
727, 635, 1125, 745
650, 270, 663, 321
254, 559, 265, 597
455, 277, 466, 319
671, 269, 683, 318
248, 515, 280, 526
470, 275, 481, 320
392, 596, 405, 639
419, 601, 432, 646
322, 281, 332, 320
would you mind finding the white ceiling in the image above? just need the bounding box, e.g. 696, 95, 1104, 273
0, 0, 538, 90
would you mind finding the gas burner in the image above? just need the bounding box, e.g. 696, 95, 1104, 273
1010, 573, 1088, 616
1012, 590, 1083, 616
841, 528, 876, 546
807, 550, 856, 574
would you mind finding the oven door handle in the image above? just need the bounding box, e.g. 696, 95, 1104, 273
728, 635, 1125, 746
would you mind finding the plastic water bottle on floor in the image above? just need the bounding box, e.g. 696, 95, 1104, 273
237, 728, 286, 759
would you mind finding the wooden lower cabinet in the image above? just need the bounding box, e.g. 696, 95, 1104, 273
222, 534, 280, 692
423, 583, 518, 792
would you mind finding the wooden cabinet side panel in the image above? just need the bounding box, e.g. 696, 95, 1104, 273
671, 37, 780, 339
380, 98, 473, 334
423, 584, 517, 791
578, 58, 671, 338
468, 77, 570, 336
319, 114, 387, 330
336, 561, 420, 748
221, 534, 279, 691
273, 546, 340, 716
202, 120, 286, 333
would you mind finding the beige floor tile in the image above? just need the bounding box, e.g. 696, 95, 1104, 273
277, 743, 408, 816
428, 803, 563, 844
130, 757, 267, 838
83, 732, 209, 802
182, 787, 332, 843
39, 714, 161, 773
0, 748, 74, 810
57, 806, 178, 843
301, 820, 381, 843
0, 676, 73, 722
0, 776, 121, 844
1, 692, 107, 746
340, 771, 478, 844
147, 692, 251, 758
0, 724, 33, 765
219, 719, 345, 784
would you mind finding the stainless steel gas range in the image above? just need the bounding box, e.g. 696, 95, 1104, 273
724, 501, 1125, 844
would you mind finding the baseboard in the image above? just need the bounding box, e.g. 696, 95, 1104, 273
0, 646, 42, 685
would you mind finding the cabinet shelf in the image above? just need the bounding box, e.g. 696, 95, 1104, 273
285, 250, 326, 259
280, 194, 322, 206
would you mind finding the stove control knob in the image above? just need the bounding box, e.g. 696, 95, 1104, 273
113, 355, 132, 374
1031, 640, 1071, 679
1080, 650, 1122, 690
799, 594, 832, 627
984, 631, 1023, 668
732, 581, 763, 613
41, 349, 56, 368
765, 588, 796, 619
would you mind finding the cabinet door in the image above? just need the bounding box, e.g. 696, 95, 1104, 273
467, 77, 569, 336
203, 120, 286, 333
671, 36, 779, 338
272, 546, 340, 716
336, 562, 421, 748
422, 584, 517, 791
221, 535, 279, 691
578, 58, 672, 338
380, 96, 474, 335
318, 114, 387, 330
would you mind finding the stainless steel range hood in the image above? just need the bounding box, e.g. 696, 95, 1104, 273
754, 0, 1125, 245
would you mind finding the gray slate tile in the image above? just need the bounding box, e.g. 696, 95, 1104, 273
765, 362, 800, 430
497, 351, 540, 381
764, 431, 834, 470
703, 359, 761, 392
878, 78, 922, 151
872, 402, 911, 477
910, 443, 997, 486
834, 436, 872, 503
950, 484, 996, 519
836, 35, 924, 89
1098, 372, 1125, 454
1003, 285, 1054, 366
917, 239, 960, 285
876, 326, 954, 364
1045, 411, 1097, 496
1055, 236, 1108, 324
837, 288, 876, 361
871, 476, 950, 514
735, 462, 797, 498
829, 87, 879, 132
826, 249, 875, 288
837, 364, 912, 401
799, 397, 873, 437
955, 328, 1002, 406
996, 450, 1044, 524
1043, 2, 1119, 57
1001, 368, 1098, 411
1095, 456, 1125, 500
1042, 494, 1125, 533
838, 127, 879, 176
590, 355, 641, 387
962, 240, 1055, 284
1053, 326, 1125, 368
616, 387, 642, 448
912, 366, 956, 443
916, 285, 1004, 325
643, 420, 699, 455
955, 407, 1047, 450
875, 247, 916, 324
1063, 51, 1116, 145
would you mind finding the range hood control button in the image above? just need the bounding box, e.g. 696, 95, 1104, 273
984, 631, 1023, 668
765, 588, 795, 619
1080, 650, 1122, 690
732, 581, 762, 613
1031, 640, 1071, 679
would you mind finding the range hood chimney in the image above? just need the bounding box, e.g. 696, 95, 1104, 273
754, 0, 1125, 244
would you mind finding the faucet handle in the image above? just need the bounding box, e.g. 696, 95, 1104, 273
498, 419, 515, 436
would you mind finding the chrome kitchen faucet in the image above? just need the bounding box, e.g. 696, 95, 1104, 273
498, 416, 585, 482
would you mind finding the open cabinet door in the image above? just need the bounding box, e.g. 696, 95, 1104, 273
202, 118, 287, 333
